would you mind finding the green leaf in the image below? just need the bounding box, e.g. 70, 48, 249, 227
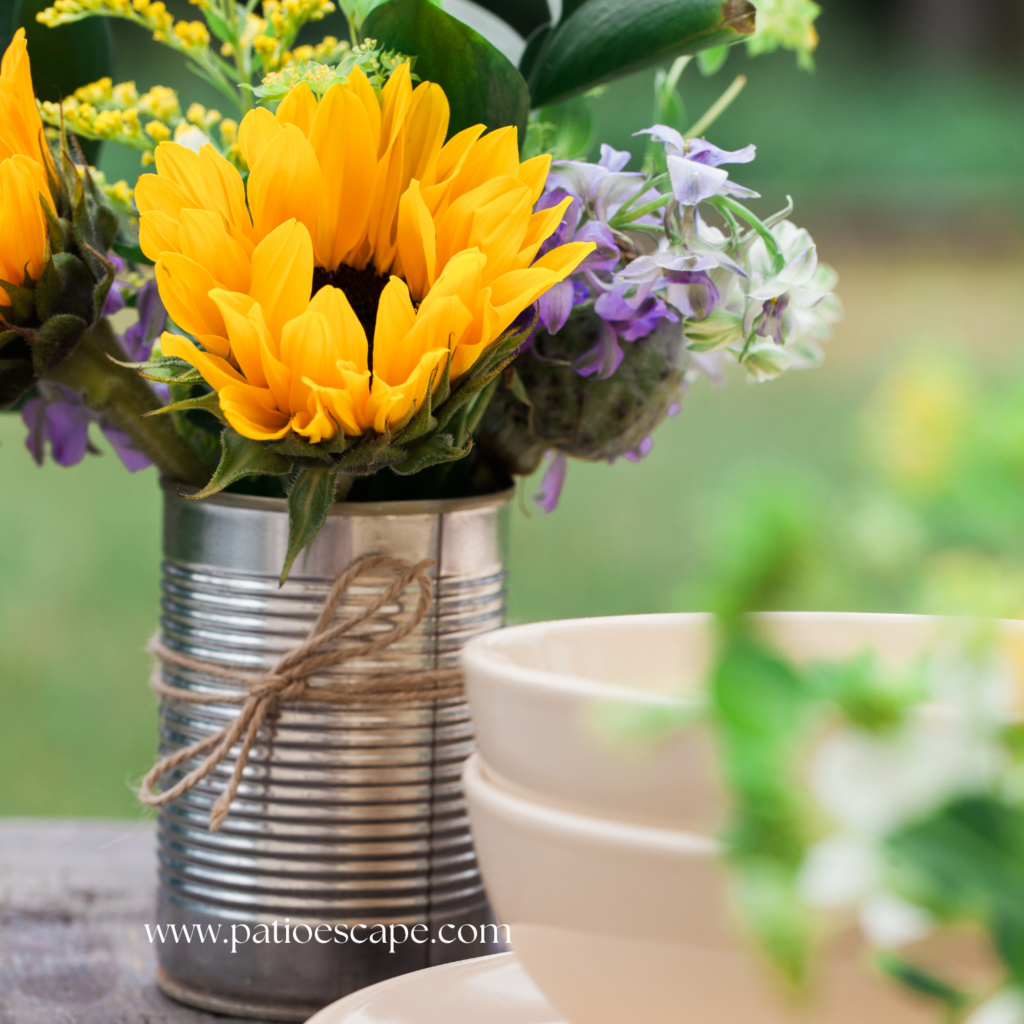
873, 954, 969, 1011
559, 0, 590, 21
519, 23, 552, 84
110, 353, 205, 384
35, 252, 95, 323
112, 243, 155, 268
529, 0, 756, 108
536, 95, 595, 159
184, 427, 292, 501
363, 0, 531, 139
281, 467, 337, 583
697, 42, 729, 75
470, 0, 549, 40
142, 389, 225, 422
391, 432, 472, 475
886, 797, 1024, 984
683, 310, 745, 352
30, 313, 87, 374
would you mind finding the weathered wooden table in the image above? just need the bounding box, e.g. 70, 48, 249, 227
0, 819, 264, 1024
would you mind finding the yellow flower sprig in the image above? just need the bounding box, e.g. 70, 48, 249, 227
39, 78, 181, 153
38, 77, 246, 170
36, 0, 336, 115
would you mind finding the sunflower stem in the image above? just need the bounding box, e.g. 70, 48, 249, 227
42, 318, 211, 487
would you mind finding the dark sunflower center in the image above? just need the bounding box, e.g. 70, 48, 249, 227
312, 263, 390, 358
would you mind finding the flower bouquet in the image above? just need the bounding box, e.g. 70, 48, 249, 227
4, 0, 837, 577
0, 0, 839, 1015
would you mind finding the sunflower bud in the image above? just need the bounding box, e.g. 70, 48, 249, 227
479, 309, 689, 473
0, 32, 121, 407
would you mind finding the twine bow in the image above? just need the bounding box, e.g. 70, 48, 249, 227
139, 555, 463, 831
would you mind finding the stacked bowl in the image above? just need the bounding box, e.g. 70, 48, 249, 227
461, 612, 1012, 1024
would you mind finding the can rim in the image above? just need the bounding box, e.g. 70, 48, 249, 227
161, 478, 516, 517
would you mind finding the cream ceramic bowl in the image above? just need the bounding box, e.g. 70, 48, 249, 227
463, 753, 981, 1024
462, 612, 1024, 830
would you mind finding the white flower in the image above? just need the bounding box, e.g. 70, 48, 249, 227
859, 892, 933, 950
966, 990, 1024, 1024
172, 124, 211, 152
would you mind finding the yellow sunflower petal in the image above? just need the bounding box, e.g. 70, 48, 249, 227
0, 30, 47, 164
449, 126, 520, 199
134, 172, 191, 221
159, 331, 245, 390
378, 61, 413, 157
344, 64, 382, 156
179, 208, 251, 293
365, 346, 449, 433
248, 219, 314, 341
197, 145, 255, 241
305, 372, 371, 438
512, 195, 575, 271
395, 178, 436, 302
371, 276, 417, 383
276, 82, 317, 137
308, 284, 368, 370
0, 154, 46, 294
139, 210, 181, 260
208, 289, 269, 388
434, 175, 526, 270
238, 106, 283, 170
308, 83, 376, 270
280, 310, 346, 412
517, 154, 552, 204
401, 81, 449, 184
219, 383, 291, 440
379, 292, 471, 388
155, 253, 228, 348
247, 124, 321, 242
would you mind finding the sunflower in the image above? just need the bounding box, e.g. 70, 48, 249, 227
138, 63, 592, 442
0, 29, 53, 307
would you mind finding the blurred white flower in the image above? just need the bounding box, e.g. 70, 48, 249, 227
859, 892, 933, 950
966, 990, 1024, 1024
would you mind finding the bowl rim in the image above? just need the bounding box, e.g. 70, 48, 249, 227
464, 754, 719, 857
462, 611, 1024, 705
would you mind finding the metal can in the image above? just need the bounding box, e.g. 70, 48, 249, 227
152, 483, 513, 1021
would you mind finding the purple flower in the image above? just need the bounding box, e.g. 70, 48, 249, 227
622, 436, 654, 463
22, 383, 152, 471
102, 254, 127, 318
548, 145, 661, 226
22, 386, 93, 467
533, 451, 567, 513
615, 251, 718, 307
594, 288, 678, 340
573, 319, 624, 380
635, 125, 759, 206
121, 279, 167, 361
664, 270, 719, 320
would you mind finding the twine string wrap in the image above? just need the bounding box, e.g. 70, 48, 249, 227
139, 555, 463, 831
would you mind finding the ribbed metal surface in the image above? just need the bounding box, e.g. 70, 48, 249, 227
153, 484, 512, 1018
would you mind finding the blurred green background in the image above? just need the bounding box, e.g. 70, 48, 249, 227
1, 1, 1022, 816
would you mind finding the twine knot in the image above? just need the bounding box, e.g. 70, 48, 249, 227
139, 555, 462, 831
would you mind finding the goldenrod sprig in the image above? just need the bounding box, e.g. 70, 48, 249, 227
36, 0, 337, 115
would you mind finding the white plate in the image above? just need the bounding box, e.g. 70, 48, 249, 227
305, 953, 566, 1024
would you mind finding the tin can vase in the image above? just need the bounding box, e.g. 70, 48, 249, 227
152, 482, 513, 1021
